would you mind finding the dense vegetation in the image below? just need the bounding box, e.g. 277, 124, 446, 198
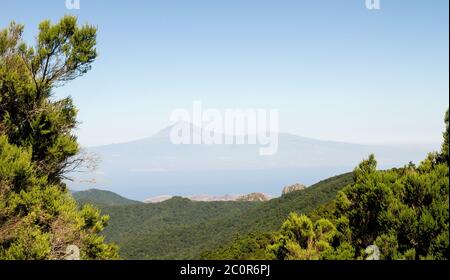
73, 189, 142, 207
0, 17, 118, 259
76, 172, 353, 259
204, 111, 449, 260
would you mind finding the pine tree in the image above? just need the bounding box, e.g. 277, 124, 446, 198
269, 110, 449, 260
440, 110, 449, 164
0, 16, 119, 259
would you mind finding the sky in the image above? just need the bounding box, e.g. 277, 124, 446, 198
1, 0, 448, 147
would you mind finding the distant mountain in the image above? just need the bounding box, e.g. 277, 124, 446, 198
145, 194, 239, 203
68, 123, 433, 200
144, 195, 175, 203
144, 192, 273, 203
83, 172, 353, 259
73, 189, 142, 206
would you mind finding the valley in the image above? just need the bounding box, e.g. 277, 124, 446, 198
74, 172, 353, 259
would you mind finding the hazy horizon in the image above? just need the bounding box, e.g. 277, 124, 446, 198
1, 0, 448, 148
68, 125, 437, 200
85, 120, 442, 149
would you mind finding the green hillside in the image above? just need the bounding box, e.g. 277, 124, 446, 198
76, 172, 353, 259
102, 198, 262, 259
73, 189, 142, 206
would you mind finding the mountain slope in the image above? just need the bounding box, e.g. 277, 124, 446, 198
99, 197, 261, 259
73, 189, 142, 206
80, 172, 353, 259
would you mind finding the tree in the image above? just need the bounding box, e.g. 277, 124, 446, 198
0, 16, 119, 259
439, 110, 449, 164
0, 16, 96, 183
267, 110, 449, 260
333, 110, 449, 259
266, 213, 354, 260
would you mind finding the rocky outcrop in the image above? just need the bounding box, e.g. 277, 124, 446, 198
236, 192, 272, 202
365, 245, 380, 260
145, 193, 273, 203
64, 245, 80, 260
282, 183, 306, 196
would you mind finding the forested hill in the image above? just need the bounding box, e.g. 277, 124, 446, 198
75, 172, 353, 259
73, 189, 143, 206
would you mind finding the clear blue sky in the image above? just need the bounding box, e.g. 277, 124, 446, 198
1, 0, 448, 147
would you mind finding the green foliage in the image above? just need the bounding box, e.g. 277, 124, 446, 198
265, 213, 353, 260
1, 225, 52, 260
95, 198, 262, 259
207, 110, 449, 261
199, 232, 274, 260
196, 173, 352, 260
334, 149, 449, 260
88, 173, 352, 260
0, 17, 118, 260
0, 16, 96, 183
